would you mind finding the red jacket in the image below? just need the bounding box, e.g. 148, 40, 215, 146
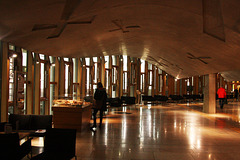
217, 87, 226, 98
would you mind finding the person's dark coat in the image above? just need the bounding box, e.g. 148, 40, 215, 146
94, 88, 107, 110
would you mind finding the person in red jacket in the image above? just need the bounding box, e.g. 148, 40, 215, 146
217, 86, 227, 109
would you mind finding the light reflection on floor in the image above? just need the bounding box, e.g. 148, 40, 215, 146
29, 101, 240, 160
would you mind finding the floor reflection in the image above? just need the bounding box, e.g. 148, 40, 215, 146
28, 101, 240, 160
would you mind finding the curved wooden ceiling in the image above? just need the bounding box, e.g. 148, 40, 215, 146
1, 0, 240, 80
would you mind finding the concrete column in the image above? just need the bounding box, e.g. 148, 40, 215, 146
203, 73, 216, 114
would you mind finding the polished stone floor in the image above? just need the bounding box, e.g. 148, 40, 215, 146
31, 100, 240, 160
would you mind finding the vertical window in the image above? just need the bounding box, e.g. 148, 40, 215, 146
105, 56, 110, 94
40, 63, 45, 97
49, 56, 55, 115
39, 54, 45, 60
93, 57, 98, 84
9, 44, 15, 51
85, 57, 92, 96
140, 74, 145, 92
122, 55, 128, 95
123, 72, 128, 93
72, 58, 77, 100
123, 55, 127, 71
140, 59, 145, 73
85, 57, 90, 66
105, 69, 109, 93
65, 63, 69, 96
63, 58, 69, 62
140, 59, 145, 93
39, 54, 46, 115
22, 49, 27, 114
104, 56, 109, 69
86, 67, 90, 95
112, 55, 116, 65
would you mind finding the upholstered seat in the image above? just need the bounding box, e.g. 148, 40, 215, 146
0, 132, 32, 160
31, 128, 77, 160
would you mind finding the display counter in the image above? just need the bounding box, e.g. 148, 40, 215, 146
52, 103, 92, 131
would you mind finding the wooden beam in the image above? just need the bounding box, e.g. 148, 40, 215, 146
162, 71, 166, 96
59, 58, 65, 96
77, 58, 82, 100
54, 58, 60, 99
26, 51, 33, 114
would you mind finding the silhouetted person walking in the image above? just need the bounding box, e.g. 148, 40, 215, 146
217, 86, 227, 109
234, 88, 239, 101
91, 82, 107, 130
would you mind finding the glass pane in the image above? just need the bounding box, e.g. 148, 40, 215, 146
39, 54, 45, 60
65, 64, 69, 95
141, 59, 145, 73
50, 84, 55, 115
24, 83, 27, 114
105, 70, 109, 90
40, 63, 45, 97
140, 74, 145, 92
63, 58, 69, 62
40, 101, 45, 115
112, 67, 117, 84
93, 63, 98, 83
93, 57, 98, 63
86, 67, 90, 95
123, 55, 127, 71
158, 69, 162, 74
149, 71, 153, 85
49, 56, 54, 64
73, 58, 77, 83
123, 72, 128, 93
112, 55, 116, 65
105, 56, 109, 69
85, 57, 90, 66
22, 49, 27, 67
9, 44, 15, 50
148, 62, 152, 70
159, 75, 162, 92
